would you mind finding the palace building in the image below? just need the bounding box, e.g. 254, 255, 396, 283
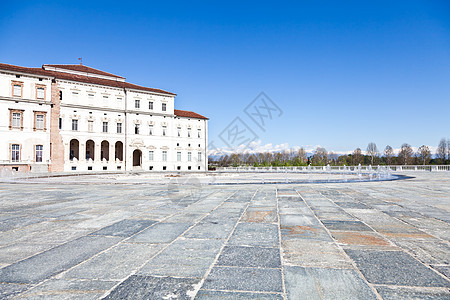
0, 62, 208, 173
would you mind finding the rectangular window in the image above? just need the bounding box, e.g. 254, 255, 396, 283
103, 95, 109, 100
149, 101, 153, 110
88, 93, 94, 101
117, 97, 122, 101
198, 129, 201, 138
149, 151, 154, 161
117, 123, 122, 133
135, 99, 140, 109
11, 144, 20, 162
12, 113, 21, 128
72, 119, 78, 131
37, 87, 45, 99
162, 150, 167, 162
188, 128, 191, 137
177, 127, 181, 137
88, 121, 94, 132
103, 122, 108, 133
36, 114, 44, 129
35, 145, 43, 162
177, 152, 181, 161
198, 152, 202, 162
148, 125, 153, 135
188, 151, 192, 162
135, 124, 140, 134
72, 92, 79, 100
162, 126, 167, 136
59, 118, 62, 130
162, 103, 166, 111
13, 84, 22, 97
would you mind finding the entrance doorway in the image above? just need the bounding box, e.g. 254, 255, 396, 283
133, 149, 142, 167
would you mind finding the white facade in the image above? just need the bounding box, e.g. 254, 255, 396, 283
0, 63, 208, 173
0, 69, 52, 172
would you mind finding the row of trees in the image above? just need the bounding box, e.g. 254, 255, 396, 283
210, 138, 450, 167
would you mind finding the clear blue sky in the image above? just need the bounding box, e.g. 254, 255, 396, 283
1, 1, 449, 153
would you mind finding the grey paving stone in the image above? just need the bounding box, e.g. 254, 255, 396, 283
432, 265, 450, 278
281, 225, 333, 241
138, 238, 222, 278
0, 243, 55, 265
313, 212, 356, 221
321, 220, 372, 231
203, 266, 283, 292
0, 216, 45, 232
228, 223, 279, 247
282, 240, 353, 268
280, 214, 321, 227
127, 222, 191, 243
184, 221, 235, 239
216, 246, 281, 268
17, 279, 117, 299
394, 239, 450, 265
195, 290, 284, 299
0, 283, 31, 299
104, 275, 199, 300
284, 266, 377, 300
242, 208, 278, 223
61, 243, 164, 280
0, 236, 121, 283
345, 249, 450, 287
90, 219, 156, 237
334, 201, 369, 209
165, 212, 205, 223
375, 285, 450, 300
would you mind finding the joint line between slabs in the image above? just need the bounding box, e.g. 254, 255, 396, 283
189, 188, 259, 299
296, 188, 384, 300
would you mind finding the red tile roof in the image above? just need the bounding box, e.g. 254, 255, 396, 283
174, 109, 208, 119
0, 62, 175, 96
43, 64, 125, 79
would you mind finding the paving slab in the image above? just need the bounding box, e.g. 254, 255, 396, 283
61, 243, 164, 280
282, 240, 353, 268
104, 275, 199, 300
0, 283, 31, 299
284, 266, 377, 300
184, 221, 235, 239
202, 266, 283, 292
90, 219, 156, 237
0, 236, 121, 283
138, 238, 222, 278
432, 265, 450, 278
281, 225, 333, 241
241, 208, 278, 223
375, 285, 450, 300
393, 239, 450, 265
280, 214, 321, 227
331, 231, 391, 247
0, 243, 56, 265
127, 222, 191, 243
195, 290, 284, 299
216, 246, 281, 268
345, 249, 450, 287
321, 220, 373, 232
334, 201, 369, 209
17, 279, 117, 300
228, 223, 279, 247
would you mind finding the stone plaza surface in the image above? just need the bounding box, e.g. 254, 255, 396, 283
0, 172, 448, 299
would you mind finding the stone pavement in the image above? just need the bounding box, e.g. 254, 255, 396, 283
0, 172, 448, 299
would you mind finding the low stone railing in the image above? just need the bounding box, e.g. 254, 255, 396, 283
216, 165, 450, 172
